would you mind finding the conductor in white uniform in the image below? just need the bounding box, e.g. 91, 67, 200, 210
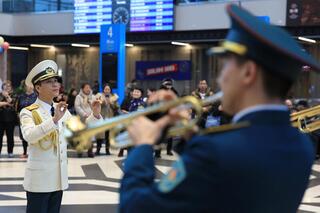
20, 60, 102, 213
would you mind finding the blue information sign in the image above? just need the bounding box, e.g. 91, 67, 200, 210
100, 24, 126, 104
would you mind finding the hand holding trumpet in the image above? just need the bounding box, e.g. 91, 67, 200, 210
127, 90, 192, 146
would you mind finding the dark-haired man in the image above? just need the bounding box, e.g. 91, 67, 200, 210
191, 79, 214, 128
119, 4, 320, 213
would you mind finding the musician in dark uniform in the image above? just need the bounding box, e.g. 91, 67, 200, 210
119, 4, 320, 213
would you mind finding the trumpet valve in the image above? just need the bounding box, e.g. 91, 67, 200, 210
65, 116, 86, 132
64, 116, 89, 150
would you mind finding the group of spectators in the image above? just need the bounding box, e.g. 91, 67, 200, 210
0, 77, 255, 159
1, 76, 317, 159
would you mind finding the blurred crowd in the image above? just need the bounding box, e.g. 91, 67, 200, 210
0, 77, 319, 159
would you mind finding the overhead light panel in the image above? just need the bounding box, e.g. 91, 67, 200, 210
30, 44, 54, 48
71, 43, 90, 48
125, 43, 134, 47
9, 46, 29, 51
171, 41, 189, 46
298, 37, 316, 44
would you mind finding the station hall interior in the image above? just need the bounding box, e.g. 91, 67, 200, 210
0, 0, 320, 212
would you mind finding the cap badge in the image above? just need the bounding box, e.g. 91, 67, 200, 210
45, 67, 55, 74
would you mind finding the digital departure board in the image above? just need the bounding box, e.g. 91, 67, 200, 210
74, 0, 174, 33
74, 0, 113, 33
130, 0, 174, 32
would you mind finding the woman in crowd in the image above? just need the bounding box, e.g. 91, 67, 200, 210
16, 82, 37, 158
118, 86, 146, 157
95, 83, 119, 155
67, 88, 77, 115
128, 87, 146, 112
0, 81, 17, 158
121, 83, 135, 114
75, 83, 95, 157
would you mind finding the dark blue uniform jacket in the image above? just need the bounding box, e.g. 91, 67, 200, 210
120, 110, 314, 213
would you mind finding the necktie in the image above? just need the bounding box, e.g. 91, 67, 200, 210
51, 106, 55, 117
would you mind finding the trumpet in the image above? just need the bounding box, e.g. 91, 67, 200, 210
64, 92, 223, 151
290, 105, 320, 133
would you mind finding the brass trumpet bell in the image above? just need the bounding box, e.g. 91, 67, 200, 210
290, 105, 320, 133
64, 116, 92, 151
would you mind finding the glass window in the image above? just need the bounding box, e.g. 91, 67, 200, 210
2, 0, 34, 13
2, 0, 74, 13
35, 0, 58, 12
60, 0, 74, 11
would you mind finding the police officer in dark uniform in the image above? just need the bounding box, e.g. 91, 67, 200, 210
120, 4, 320, 213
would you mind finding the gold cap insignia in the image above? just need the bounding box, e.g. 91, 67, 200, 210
45, 67, 55, 74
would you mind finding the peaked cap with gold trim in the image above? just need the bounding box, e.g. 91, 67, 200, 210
25, 60, 59, 87
208, 4, 320, 82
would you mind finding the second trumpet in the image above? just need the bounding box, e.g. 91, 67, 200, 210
64, 91, 223, 151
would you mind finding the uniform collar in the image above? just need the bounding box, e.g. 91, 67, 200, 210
232, 104, 289, 124
36, 98, 53, 113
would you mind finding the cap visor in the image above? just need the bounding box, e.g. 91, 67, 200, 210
207, 46, 228, 55
35, 74, 60, 84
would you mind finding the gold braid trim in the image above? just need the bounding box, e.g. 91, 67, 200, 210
31, 110, 58, 153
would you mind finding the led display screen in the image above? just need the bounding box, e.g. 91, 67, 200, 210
74, 0, 174, 33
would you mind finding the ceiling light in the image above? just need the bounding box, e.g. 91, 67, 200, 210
30, 44, 54, 48
171, 41, 189, 46
298, 37, 316, 44
9, 46, 29, 51
71, 43, 90, 48
125, 43, 134, 47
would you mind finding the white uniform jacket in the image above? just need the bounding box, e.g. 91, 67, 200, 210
20, 98, 72, 193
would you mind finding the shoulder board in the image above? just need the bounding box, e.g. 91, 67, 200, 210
200, 121, 250, 135
25, 104, 40, 111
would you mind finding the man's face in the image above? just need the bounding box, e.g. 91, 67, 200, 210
217, 56, 243, 115
37, 77, 60, 98
83, 84, 91, 95
198, 80, 207, 91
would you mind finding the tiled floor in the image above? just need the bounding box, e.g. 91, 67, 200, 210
0, 134, 320, 213
0, 135, 175, 213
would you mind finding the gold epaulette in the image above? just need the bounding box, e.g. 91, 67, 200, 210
200, 121, 250, 135
25, 104, 39, 111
